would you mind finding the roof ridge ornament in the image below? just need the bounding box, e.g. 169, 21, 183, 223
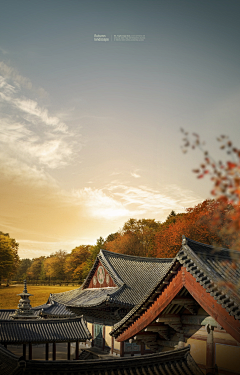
182, 235, 187, 245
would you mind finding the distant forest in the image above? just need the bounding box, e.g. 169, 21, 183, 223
1, 199, 236, 284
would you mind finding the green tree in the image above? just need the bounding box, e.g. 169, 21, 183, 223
0, 232, 20, 285
15, 258, 32, 281
27, 256, 45, 280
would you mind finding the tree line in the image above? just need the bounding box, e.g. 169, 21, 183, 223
1, 198, 237, 285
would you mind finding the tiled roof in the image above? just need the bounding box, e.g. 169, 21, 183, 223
178, 236, 240, 320
0, 344, 23, 375
51, 250, 173, 310
0, 301, 76, 321
0, 345, 203, 375
39, 301, 76, 318
0, 316, 91, 344
0, 309, 41, 320
0, 310, 16, 320
111, 236, 240, 337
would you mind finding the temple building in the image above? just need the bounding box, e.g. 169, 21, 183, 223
49, 249, 174, 356
1, 236, 239, 374
0, 281, 91, 361
110, 236, 240, 375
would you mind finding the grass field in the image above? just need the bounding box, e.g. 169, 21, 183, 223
0, 285, 79, 309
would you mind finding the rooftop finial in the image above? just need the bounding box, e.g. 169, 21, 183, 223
182, 235, 187, 245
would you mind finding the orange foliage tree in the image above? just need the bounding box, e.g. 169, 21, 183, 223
154, 200, 233, 258
105, 219, 161, 257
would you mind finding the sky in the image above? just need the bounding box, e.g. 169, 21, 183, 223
1, 0, 240, 258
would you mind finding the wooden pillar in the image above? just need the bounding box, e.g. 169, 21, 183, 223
45, 343, 49, 361
103, 326, 105, 351
75, 340, 79, 359
111, 336, 114, 354
52, 342, 56, 361
120, 341, 124, 357
29, 343, 32, 360
23, 344, 26, 360
206, 325, 215, 374
67, 342, 71, 360
92, 325, 94, 347
141, 342, 145, 355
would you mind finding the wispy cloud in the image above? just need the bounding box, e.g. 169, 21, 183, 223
0, 61, 32, 89
106, 183, 203, 219
72, 188, 129, 219
131, 170, 141, 178
0, 63, 80, 169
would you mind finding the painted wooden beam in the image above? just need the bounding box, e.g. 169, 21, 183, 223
184, 268, 240, 343
116, 264, 240, 344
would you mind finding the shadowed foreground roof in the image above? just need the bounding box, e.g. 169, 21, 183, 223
0, 316, 91, 344
179, 237, 240, 310
51, 250, 173, 310
111, 236, 240, 338
0, 345, 203, 375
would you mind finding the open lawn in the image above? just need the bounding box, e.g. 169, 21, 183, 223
0, 285, 79, 309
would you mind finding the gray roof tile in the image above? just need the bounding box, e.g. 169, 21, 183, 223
51, 250, 173, 310
0, 316, 91, 344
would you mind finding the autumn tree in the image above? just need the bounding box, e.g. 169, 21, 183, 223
105, 219, 161, 257
44, 250, 67, 281
64, 245, 92, 282
0, 232, 20, 285
154, 200, 232, 258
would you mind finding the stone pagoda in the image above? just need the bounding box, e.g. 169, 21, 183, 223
10, 280, 36, 319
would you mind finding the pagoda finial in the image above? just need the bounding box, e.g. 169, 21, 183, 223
23, 279, 28, 293
10, 280, 36, 319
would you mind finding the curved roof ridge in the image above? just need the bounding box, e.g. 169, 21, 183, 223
0, 315, 85, 324
185, 237, 240, 257
100, 248, 173, 262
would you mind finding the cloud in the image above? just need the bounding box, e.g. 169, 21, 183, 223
106, 183, 203, 219
72, 188, 130, 219
0, 61, 32, 89
131, 170, 141, 178
0, 64, 79, 170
